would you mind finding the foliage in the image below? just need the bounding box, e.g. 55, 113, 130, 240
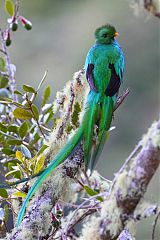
0, 0, 54, 229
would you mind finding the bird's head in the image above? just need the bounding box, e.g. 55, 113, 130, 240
95, 24, 119, 44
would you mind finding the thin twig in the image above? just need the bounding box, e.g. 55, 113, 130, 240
0, 48, 6, 54
59, 199, 101, 210
0, 0, 20, 102
0, 29, 17, 102
114, 88, 130, 112
64, 195, 102, 234
62, 208, 97, 238
152, 210, 160, 240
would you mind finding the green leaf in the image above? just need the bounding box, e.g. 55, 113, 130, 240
8, 125, 18, 133
19, 121, 28, 138
7, 139, 22, 145
14, 89, 23, 96
7, 162, 16, 171
0, 123, 7, 133
21, 145, 31, 158
12, 191, 26, 198
37, 144, 48, 155
3, 159, 19, 168
0, 77, 9, 89
13, 108, 33, 119
0, 188, 8, 198
0, 58, 6, 71
5, 0, 14, 16
31, 132, 40, 145
37, 70, 48, 91
0, 77, 8, 89
32, 104, 39, 120
22, 84, 36, 93
83, 185, 103, 202
0, 135, 5, 143
34, 154, 45, 174
2, 148, 15, 156
5, 169, 21, 179
42, 85, 51, 106
1, 97, 12, 102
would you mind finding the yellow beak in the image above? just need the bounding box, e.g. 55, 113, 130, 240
114, 32, 119, 37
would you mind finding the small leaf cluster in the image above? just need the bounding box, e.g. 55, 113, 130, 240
0, 70, 55, 226
0, 73, 54, 179
0, 2, 57, 228
4, 0, 32, 47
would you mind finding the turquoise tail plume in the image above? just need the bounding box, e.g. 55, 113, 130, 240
16, 129, 83, 227
16, 90, 100, 227
89, 97, 113, 172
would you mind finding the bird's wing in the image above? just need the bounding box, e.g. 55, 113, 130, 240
105, 63, 121, 97
105, 49, 124, 97
86, 63, 97, 92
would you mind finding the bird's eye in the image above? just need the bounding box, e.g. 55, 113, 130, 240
103, 33, 108, 38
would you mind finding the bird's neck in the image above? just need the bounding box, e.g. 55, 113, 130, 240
95, 39, 118, 46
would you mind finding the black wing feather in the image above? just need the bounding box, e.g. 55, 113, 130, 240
105, 63, 121, 97
86, 64, 97, 92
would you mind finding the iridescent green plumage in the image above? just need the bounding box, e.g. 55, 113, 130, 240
16, 24, 124, 227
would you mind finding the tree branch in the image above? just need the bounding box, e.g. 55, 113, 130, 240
80, 119, 160, 240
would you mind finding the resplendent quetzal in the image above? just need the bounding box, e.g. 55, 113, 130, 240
16, 24, 124, 227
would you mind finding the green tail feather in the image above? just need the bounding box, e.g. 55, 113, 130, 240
16, 127, 83, 227
83, 91, 99, 169
89, 97, 113, 172
16, 92, 113, 227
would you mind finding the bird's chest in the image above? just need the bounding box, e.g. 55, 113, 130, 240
85, 44, 120, 92
92, 49, 115, 90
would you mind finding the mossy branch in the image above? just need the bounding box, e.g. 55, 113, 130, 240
79, 120, 160, 240
131, 0, 160, 19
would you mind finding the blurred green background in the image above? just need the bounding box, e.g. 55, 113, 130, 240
1, 0, 160, 239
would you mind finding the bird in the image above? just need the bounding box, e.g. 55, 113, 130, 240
16, 24, 125, 227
